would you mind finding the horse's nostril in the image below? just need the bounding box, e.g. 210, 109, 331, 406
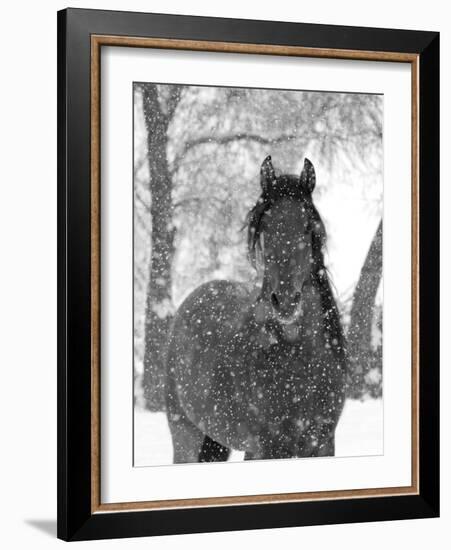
271, 292, 280, 310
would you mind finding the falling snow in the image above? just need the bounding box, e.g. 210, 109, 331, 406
134, 398, 383, 466
133, 82, 384, 465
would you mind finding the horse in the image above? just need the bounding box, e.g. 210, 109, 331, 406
165, 156, 347, 463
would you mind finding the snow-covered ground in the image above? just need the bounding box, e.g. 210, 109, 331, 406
134, 398, 383, 466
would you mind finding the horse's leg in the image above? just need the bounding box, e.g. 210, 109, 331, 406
311, 436, 335, 457
312, 426, 335, 457
321, 435, 335, 457
165, 365, 205, 464
165, 359, 229, 463
199, 435, 230, 462
167, 410, 205, 463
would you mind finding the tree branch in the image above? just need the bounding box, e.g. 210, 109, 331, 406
172, 132, 304, 168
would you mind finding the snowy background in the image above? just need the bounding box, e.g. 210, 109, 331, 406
133, 83, 383, 466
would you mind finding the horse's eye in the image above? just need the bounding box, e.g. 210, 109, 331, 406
293, 272, 304, 291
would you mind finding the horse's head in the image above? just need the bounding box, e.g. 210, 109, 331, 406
248, 156, 326, 325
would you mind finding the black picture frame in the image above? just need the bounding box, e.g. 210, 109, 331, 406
57, 7, 439, 541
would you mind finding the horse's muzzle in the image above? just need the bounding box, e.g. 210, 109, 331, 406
271, 291, 302, 323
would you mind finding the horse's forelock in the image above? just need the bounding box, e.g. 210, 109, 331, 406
246, 180, 326, 272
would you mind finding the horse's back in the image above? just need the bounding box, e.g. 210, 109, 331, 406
166, 280, 254, 443
171, 280, 252, 345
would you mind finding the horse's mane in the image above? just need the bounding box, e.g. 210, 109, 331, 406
246, 175, 346, 362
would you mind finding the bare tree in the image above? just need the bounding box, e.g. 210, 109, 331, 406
141, 84, 183, 410
347, 220, 383, 398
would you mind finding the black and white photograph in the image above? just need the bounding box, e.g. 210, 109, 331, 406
133, 82, 384, 466
0, 0, 444, 546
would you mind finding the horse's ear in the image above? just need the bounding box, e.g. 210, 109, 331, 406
300, 158, 316, 194
260, 155, 276, 193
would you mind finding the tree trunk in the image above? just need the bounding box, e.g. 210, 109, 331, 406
141, 84, 181, 411
347, 220, 383, 398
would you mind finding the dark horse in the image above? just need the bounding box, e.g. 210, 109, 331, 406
165, 156, 346, 462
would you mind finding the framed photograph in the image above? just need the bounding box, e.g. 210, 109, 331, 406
57, 8, 439, 541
